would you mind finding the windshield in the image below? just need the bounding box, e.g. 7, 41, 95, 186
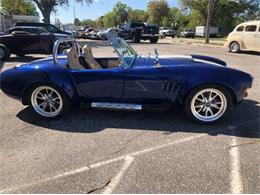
111, 38, 137, 68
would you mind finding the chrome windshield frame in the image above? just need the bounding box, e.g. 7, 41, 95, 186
53, 38, 80, 65
110, 38, 137, 69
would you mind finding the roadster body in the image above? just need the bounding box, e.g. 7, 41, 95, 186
0, 38, 253, 124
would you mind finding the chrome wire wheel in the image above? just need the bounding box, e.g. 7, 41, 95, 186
31, 86, 63, 118
191, 88, 227, 122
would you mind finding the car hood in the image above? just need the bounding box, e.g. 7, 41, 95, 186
133, 55, 227, 68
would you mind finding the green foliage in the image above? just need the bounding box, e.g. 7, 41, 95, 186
31, 0, 93, 24
128, 9, 148, 23
1, 0, 38, 16
74, 18, 81, 26
80, 19, 96, 27
112, 1, 129, 24
147, 0, 170, 25
180, 0, 260, 36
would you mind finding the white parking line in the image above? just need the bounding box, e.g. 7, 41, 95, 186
0, 134, 205, 193
2, 117, 258, 194
229, 128, 244, 194
102, 156, 134, 194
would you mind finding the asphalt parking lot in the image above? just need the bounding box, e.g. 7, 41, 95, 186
0, 39, 259, 193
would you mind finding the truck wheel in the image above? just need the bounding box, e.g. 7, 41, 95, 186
150, 37, 158, 43
0, 46, 10, 60
132, 34, 140, 43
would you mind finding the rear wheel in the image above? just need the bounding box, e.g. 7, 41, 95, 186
0, 46, 10, 60
185, 85, 232, 124
150, 37, 159, 43
30, 85, 71, 118
229, 41, 240, 53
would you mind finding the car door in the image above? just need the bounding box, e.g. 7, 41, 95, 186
70, 66, 125, 100
123, 59, 180, 102
243, 25, 257, 50
255, 26, 260, 50
11, 30, 41, 54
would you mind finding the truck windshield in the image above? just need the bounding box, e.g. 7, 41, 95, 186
112, 38, 137, 68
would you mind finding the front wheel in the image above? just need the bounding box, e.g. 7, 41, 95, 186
30, 85, 71, 118
185, 85, 232, 124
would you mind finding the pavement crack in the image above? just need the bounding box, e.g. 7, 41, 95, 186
108, 132, 145, 156
229, 141, 260, 149
87, 179, 111, 194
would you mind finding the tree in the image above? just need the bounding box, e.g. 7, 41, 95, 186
147, 0, 170, 26
81, 19, 96, 27
74, 18, 80, 26
31, 0, 93, 24
128, 9, 148, 22
1, 0, 38, 16
112, 1, 129, 24
181, 0, 260, 36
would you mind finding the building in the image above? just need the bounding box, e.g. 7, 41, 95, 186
0, 9, 39, 31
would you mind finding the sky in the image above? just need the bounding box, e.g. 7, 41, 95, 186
46, 0, 179, 24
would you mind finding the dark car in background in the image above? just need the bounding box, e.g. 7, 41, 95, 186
119, 22, 159, 43
180, 29, 195, 38
15, 22, 73, 39
0, 27, 70, 60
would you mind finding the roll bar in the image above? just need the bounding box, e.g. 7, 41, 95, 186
53, 38, 80, 65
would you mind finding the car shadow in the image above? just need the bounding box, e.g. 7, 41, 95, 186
17, 99, 259, 138
229, 51, 260, 56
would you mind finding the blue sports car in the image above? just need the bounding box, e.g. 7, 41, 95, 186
0, 38, 253, 124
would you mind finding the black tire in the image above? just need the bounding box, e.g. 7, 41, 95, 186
172, 35, 175, 38
29, 84, 71, 119
229, 41, 240, 53
184, 84, 233, 125
132, 34, 140, 43
0, 45, 10, 60
150, 37, 159, 43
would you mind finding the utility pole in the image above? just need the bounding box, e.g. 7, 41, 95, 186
205, 0, 213, 44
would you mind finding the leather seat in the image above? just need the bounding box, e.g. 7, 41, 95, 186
83, 45, 103, 69
66, 47, 85, 70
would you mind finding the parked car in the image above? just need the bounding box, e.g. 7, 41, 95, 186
84, 28, 94, 39
0, 29, 70, 60
76, 29, 87, 39
15, 22, 73, 39
0, 26, 47, 36
180, 29, 195, 38
159, 27, 176, 38
119, 22, 159, 43
0, 38, 253, 124
97, 28, 120, 40
224, 20, 260, 53
88, 30, 99, 40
